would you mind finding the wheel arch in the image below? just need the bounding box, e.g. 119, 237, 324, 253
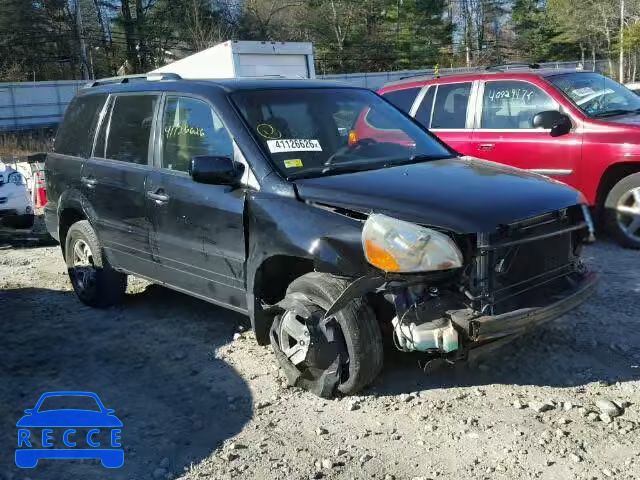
249, 254, 315, 345
57, 189, 97, 259
596, 162, 640, 216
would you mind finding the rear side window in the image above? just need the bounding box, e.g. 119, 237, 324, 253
105, 94, 159, 164
161, 96, 234, 172
431, 82, 472, 129
381, 87, 421, 113
54, 94, 107, 157
414, 87, 435, 127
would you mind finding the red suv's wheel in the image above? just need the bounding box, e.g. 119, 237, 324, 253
604, 172, 640, 249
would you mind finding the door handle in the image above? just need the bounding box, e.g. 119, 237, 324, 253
478, 143, 495, 151
81, 176, 98, 187
146, 190, 170, 203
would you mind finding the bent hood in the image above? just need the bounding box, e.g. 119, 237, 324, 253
294, 157, 582, 233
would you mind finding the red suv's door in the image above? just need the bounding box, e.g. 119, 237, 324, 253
410, 81, 476, 154
468, 79, 582, 189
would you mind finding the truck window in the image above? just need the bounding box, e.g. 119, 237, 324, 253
431, 82, 472, 129
55, 94, 107, 157
480, 80, 557, 129
161, 96, 234, 172
105, 94, 159, 165
381, 87, 421, 113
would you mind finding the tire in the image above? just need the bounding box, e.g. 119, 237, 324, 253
603, 172, 640, 249
271, 272, 383, 397
65, 220, 127, 308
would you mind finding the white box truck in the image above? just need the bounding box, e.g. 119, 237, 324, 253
151, 40, 315, 79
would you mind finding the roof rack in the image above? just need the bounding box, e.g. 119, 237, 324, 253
85, 72, 182, 88
485, 63, 540, 72
399, 73, 434, 81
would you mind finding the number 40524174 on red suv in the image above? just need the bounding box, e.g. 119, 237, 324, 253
377, 66, 640, 248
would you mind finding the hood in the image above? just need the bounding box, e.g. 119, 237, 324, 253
294, 157, 582, 233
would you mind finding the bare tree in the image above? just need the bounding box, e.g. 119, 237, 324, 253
184, 0, 230, 50
241, 0, 302, 39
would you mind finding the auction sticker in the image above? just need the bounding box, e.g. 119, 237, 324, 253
267, 139, 322, 153
283, 159, 304, 168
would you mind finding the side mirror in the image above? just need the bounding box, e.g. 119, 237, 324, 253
189, 156, 244, 185
532, 110, 572, 137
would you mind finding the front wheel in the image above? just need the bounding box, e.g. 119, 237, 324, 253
604, 172, 640, 249
65, 220, 127, 308
270, 272, 383, 397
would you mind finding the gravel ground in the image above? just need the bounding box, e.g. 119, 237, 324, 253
1, 219, 639, 480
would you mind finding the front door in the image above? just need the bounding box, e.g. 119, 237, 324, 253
82, 93, 159, 277
148, 95, 247, 312
469, 80, 582, 189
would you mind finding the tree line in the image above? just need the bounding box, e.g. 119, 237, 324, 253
0, 0, 638, 82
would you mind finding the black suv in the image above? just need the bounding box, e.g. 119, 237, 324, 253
45, 74, 597, 397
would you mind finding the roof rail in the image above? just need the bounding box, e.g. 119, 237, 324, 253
399, 73, 434, 81
85, 72, 182, 88
485, 63, 540, 72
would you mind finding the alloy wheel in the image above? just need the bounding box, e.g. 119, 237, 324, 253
616, 186, 640, 243
71, 238, 96, 292
278, 310, 311, 366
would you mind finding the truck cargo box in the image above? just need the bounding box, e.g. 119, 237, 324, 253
151, 40, 315, 79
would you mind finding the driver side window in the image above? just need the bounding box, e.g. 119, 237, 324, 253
161, 96, 233, 172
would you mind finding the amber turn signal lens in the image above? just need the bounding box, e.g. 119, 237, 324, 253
348, 130, 359, 146
364, 239, 401, 272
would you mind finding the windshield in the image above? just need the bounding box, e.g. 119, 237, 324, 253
38, 395, 101, 412
231, 88, 453, 179
548, 72, 640, 118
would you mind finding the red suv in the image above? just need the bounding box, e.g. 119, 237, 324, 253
377, 67, 640, 248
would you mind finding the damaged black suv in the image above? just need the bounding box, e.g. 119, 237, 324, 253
45, 74, 597, 397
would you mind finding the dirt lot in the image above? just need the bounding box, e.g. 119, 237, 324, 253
1, 220, 639, 480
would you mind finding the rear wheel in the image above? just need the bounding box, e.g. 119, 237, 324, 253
604, 172, 640, 249
65, 220, 127, 308
270, 272, 383, 397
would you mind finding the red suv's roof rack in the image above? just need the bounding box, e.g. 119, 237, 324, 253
485, 63, 541, 72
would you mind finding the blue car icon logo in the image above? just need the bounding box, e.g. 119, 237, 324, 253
16, 391, 123, 468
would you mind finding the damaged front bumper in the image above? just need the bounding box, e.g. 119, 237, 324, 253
450, 272, 598, 359
468, 272, 598, 342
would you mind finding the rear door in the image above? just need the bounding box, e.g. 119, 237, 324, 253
83, 92, 160, 277
469, 79, 581, 185
410, 81, 476, 154
146, 94, 248, 312
45, 93, 107, 227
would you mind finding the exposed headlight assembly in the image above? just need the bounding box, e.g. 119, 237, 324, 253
362, 214, 463, 273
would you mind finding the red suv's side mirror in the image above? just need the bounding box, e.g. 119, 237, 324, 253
532, 110, 572, 137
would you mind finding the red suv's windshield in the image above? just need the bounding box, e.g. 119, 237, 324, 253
549, 72, 640, 118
